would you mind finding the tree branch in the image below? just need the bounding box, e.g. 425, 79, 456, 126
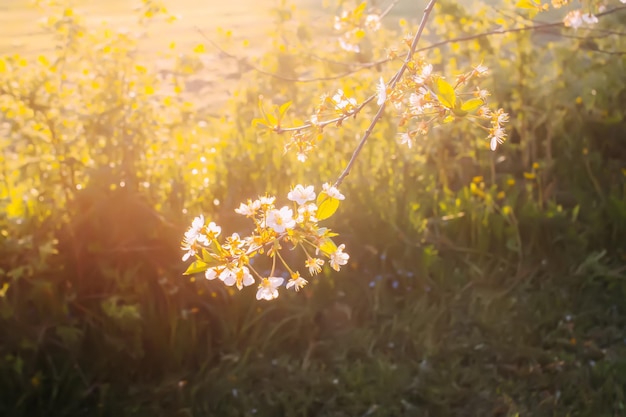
199, 6, 626, 85
333, 0, 438, 189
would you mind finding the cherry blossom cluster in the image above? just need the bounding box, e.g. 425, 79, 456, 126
333, 2, 381, 53
281, 58, 509, 161
383, 58, 509, 150
181, 183, 349, 301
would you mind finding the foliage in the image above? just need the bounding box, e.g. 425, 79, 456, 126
0, 0, 625, 416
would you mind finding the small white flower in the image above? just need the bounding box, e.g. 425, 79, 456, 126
376, 77, 387, 105
322, 183, 345, 200
332, 89, 357, 111
474, 63, 489, 76
205, 221, 221, 239
287, 184, 316, 205
222, 232, 245, 250
476, 88, 490, 100
413, 63, 433, 84
296, 203, 318, 223
365, 14, 381, 31
330, 244, 349, 271
219, 268, 237, 286
478, 105, 492, 118
205, 267, 219, 280
183, 215, 209, 245
235, 200, 261, 216
266, 206, 296, 233
286, 274, 308, 291
333, 16, 344, 31
219, 266, 255, 290
258, 195, 276, 206
338, 36, 360, 53
186, 215, 204, 238
398, 132, 412, 149
334, 11, 349, 31
256, 277, 284, 300
181, 241, 197, 262
181, 215, 210, 261
409, 93, 424, 110
490, 128, 507, 151
305, 257, 324, 275
564, 10, 583, 28
581, 13, 598, 25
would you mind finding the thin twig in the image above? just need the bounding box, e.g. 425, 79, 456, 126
198, 6, 626, 85
334, 0, 438, 189
380, 0, 401, 19
197, 27, 384, 83
417, 5, 626, 54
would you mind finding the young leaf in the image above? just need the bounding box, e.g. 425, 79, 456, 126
515, 0, 542, 17
265, 111, 278, 128
318, 237, 338, 256
353, 2, 367, 19
252, 117, 270, 128
201, 248, 221, 266
515, 0, 540, 9
316, 192, 340, 221
453, 98, 484, 117
279, 101, 292, 118
183, 260, 209, 275
433, 77, 456, 109
461, 98, 484, 113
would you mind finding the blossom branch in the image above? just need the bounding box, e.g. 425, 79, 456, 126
333, 0, 438, 189
197, 5, 626, 86
417, 4, 626, 55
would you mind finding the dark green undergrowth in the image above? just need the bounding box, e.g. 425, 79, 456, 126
1, 1, 625, 416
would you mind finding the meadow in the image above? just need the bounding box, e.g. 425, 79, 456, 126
0, 1, 625, 416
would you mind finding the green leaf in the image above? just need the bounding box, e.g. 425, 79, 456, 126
318, 237, 338, 256
442, 114, 455, 124
201, 248, 221, 266
252, 117, 269, 128
265, 111, 277, 127
461, 98, 483, 113
353, 2, 367, 19
515, 0, 542, 17
316, 192, 340, 220
433, 77, 456, 109
316, 227, 338, 238
183, 260, 209, 275
515, 0, 540, 9
279, 101, 292, 118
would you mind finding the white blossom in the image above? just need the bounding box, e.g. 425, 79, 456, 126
330, 244, 350, 271
266, 206, 296, 233
376, 77, 387, 106
286, 274, 308, 291
235, 200, 261, 216
219, 266, 255, 290
322, 183, 345, 200
398, 132, 413, 149
256, 277, 284, 300
287, 184, 316, 205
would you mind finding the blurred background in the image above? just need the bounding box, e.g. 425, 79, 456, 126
0, 0, 625, 416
